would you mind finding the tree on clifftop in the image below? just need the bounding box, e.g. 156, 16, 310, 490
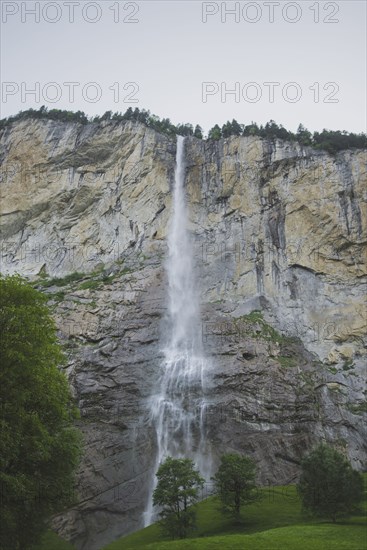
208, 124, 222, 140
194, 125, 204, 139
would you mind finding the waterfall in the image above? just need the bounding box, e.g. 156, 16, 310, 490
144, 136, 211, 526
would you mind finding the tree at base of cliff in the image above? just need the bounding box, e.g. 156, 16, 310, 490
0, 274, 82, 550
297, 444, 364, 523
212, 453, 260, 523
153, 457, 204, 539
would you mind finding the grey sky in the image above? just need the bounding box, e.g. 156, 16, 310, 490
0, 0, 366, 133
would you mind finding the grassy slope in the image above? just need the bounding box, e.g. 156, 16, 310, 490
32, 531, 76, 550
32, 478, 366, 550
103, 481, 367, 550
141, 523, 367, 550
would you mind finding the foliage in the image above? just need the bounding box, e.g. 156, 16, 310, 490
37, 272, 85, 288
207, 124, 222, 140
212, 454, 259, 520
297, 123, 312, 146
347, 401, 367, 414
92, 108, 198, 138
104, 523, 367, 550
222, 119, 243, 138
78, 279, 101, 291
153, 457, 204, 539
0, 274, 82, 550
208, 118, 366, 153
237, 310, 293, 344
103, 474, 367, 549
32, 530, 76, 550
194, 125, 204, 139
0, 106, 88, 129
312, 129, 367, 154
1, 107, 366, 152
297, 444, 364, 522
277, 355, 297, 368
53, 291, 66, 302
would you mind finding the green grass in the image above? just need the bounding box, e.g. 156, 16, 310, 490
35, 262, 135, 298
277, 355, 297, 368
32, 530, 76, 550
103, 480, 367, 550
328, 366, 338, 374
37, 272, 86, 288
78, 272, 120, 290
31, 478, 367, 550
347, 401, 367, 414
78, 279, 101, 290
239, 310, 264, 324
136, 524, 367, 550
343, 359, 355, 371
35, 268, 121, 293
53, 290, 66, 302
235, 311, 296, 345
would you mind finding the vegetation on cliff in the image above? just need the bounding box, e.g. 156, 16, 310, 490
1, 106, 366, 154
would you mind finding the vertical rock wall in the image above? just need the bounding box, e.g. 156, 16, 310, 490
0, 119, 365, 549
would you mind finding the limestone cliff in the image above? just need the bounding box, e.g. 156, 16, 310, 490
0, 118, 366, 550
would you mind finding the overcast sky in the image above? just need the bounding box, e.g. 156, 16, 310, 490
1, 0, 366, 134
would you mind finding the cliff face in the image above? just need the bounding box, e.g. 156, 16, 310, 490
1, 119, 366, 550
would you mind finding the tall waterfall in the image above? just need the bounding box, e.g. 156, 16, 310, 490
144, 136, 211, 526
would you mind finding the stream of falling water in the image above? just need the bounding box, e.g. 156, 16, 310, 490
143, 136, 211, 526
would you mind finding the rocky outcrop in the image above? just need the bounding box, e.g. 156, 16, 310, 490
0, 118, 366, 549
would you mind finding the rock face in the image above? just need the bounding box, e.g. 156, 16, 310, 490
1, 118, 366, 550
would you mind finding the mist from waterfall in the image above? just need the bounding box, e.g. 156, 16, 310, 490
144, 136, 211, 526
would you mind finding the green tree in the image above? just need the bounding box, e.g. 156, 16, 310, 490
122, 107, 134, 120
153, 457, 204, 539
177, 123, 194, 136
296, 123, 312, 146
208, 124, 222, 140
221, 121, 232, 138
137, 109, 150, 125
100, 110, 112, 121
230, 119, 243, 136
263, 120, 281, 139
132, 107, 141, 120
212, 453, 259, 521
297, 444, 364, 523
221, 119, 243, 138
194, 125, 203, 139
111, 111, 124, 122
243, 122, 260, 137
0, 274, 82, 550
